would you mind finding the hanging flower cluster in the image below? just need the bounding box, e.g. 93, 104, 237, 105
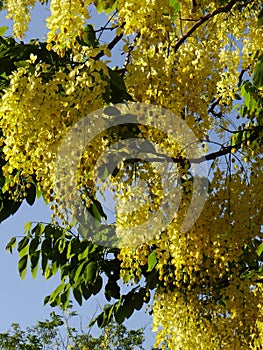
0, 56, 109, 209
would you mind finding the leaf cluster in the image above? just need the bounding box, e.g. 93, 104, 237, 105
0, 309, 146, 350
6, 222, 160, 328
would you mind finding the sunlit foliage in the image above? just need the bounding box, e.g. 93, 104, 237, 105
1, 0, 263, 348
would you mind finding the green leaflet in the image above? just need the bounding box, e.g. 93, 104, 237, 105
147, 250, 157, 272
253, 55, 263, 88
0, 26, 8, 36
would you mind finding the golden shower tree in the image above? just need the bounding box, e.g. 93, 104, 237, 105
0, 0, 263, 348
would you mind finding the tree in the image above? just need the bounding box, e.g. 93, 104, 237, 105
0, 0, 263, 349
0, 308, 146, 349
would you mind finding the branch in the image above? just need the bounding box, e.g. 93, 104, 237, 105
95, 32, 124, 60
208, 97, 222, 118
189, 124, 262, 164
122, 124, 262, 165
191, 145, 233, 164
174, 0, 245, 53
121, 32, 141, 76
238, 68, 248, 87
119, 147, 232, 165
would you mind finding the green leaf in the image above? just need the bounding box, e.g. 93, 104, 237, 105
51, 261, 59, 276
108, 303, 115, 320
41, 252, 48, 274
132, 292, 144, 311
73, 287, 83, 306
29, 237, 40, 255
18, 236, 29, 258
67, 238, 80, 259
256, 242, 263, 257
74, 261, 86, 284
18, 255, 28, 280
94, 0, 117, 14
44, 295, 50, 305
41, 237, 52, 255
25, 183, 36, 206
0, 200, 21, 223
253, 55, 263, 88
122, 293, 134, 319
231, 131, 243, 147
109, 68, 126, 91
36, 185, 42, 199
97, 313, 106, 328
58, 236, 66, 254
91, 202, 102, 222
84, 261, 97, 284
79, 24, 99, 48
258, 8, 263, 27
97, 304, 115, 328
32, 222, 45, 236
114, 303, 126, 324
89, 313, 100, 327
147, 250, 157, 272
60, 284, 71, 309
146, 269, 159, 290
24, 221, 32, 234
14, 60, 30, 68
30, 250, 40, 279
91, 275, 103, 295
78, 240, 90, 260
81, 283, 92, 300
105, 280, 120, 301
44, 265, 53, 280
113, 292, 135, 324
0, 26, 8, 36
169, 0, 180, 19
49, 283, 65, 304
6, 236, 16, 253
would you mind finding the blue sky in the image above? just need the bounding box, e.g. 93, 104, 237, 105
0, 2, 155, 347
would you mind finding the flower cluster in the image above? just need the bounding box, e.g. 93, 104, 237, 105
0, 58, 109, 210
4, 0, 37, 38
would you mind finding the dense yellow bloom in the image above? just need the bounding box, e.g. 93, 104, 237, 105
0, 60, 109, 206
46, 0, 92, 55
1, 0, 263, 348
4, 0, 37, 38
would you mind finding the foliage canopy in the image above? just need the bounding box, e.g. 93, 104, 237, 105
0, 309, 146, 349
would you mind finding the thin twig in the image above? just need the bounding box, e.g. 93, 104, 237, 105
121, 32, 141, 76
174, 0, 248, 54
95, 32, 124, 60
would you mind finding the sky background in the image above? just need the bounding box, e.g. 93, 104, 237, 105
0, 3, 155, 347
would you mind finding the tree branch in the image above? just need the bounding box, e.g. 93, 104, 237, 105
95, 32, 124, 60
174, 0, 247, 53
122, 125, 262, 166
121, 32, 141, 76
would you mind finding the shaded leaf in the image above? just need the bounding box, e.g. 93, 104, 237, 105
18, 236, 29, 258
91, 275, 103, 295
84, 261, 97, 284
18, 255, 28, 279
6, 236, 16, 253
73, 287, 82, 306
29, 237, 40, 255
30, 250, 40, 279
25, 183, 36, 206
